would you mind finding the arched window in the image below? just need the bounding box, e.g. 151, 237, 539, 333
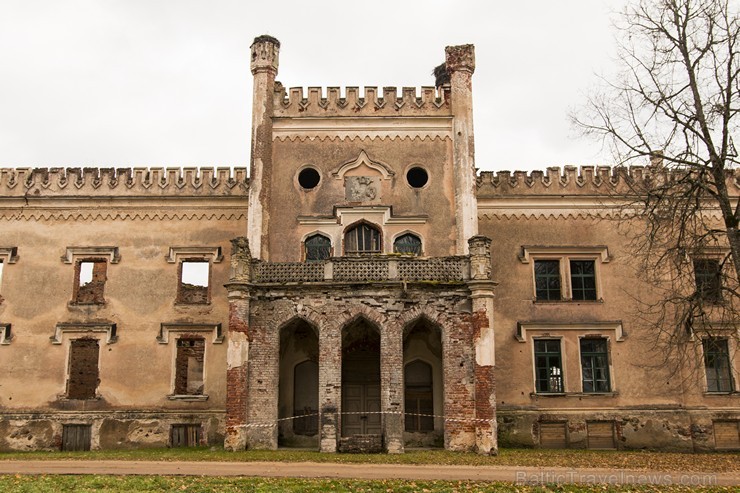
404, 360, 434, 432
344, 223, 381, 255
393, 233, 422, 255
304, 234, 331, 262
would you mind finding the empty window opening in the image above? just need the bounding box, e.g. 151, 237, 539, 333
67, 338, 100, 400
406, 167, 429, 188
304, 234, 331, 262
62, 424, 92, 451
534, 260, 561, 300
298, 167, 321, 189
175, 337, 205, 395
580, 338, 611, 392
394, 233, 422, 255
344, 223, 381, 255
178, 260, 210, 304
704, 338, 734, 392
74, 260, 106, 304
405, 360, 434, 432
694, 258, 722, 302
170, 424, 202, 447
535, 339, 563, 393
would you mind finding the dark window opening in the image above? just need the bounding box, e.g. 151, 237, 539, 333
695, 258, 722, 302
298, 167, 321, 189
344, 223, 381, 255
570, 260, 597, 300
177, 260, 210, 304
304, 234, 331, 262
62, 424, 91, 451
170, 424, 202, 447
580, 338, 611, 392
74, 259, 106, 304
406, 167, 429, 188
175, 337, 205, 395
67, 338, 100, 400
405, 360, 434, 432
704, 338, 733, 392
394, 233, 422, 255
535, 260, 561, 300
535, 339, 563, 393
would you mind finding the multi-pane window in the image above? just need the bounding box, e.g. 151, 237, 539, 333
580, 338, 610, 392
534, 339, 564, 393
694, 259, 722, 302
534, 260, 561, 300
570, 260, 597, 300
344, 223, 381, 254
704, 338, 734, 392
394, 233, 422, 255
305, 234, 331, 262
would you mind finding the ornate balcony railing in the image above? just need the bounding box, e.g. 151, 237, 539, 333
251, 255, 470, 284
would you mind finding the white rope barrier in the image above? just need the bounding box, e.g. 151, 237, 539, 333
237, 411, 493, 429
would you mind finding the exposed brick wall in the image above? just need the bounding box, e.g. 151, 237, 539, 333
174, 337, 205, 395
67, 338, 99, 399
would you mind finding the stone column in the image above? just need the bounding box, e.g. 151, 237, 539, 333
318, 323, 341, 452
447, 44, 478, 255
467, 236, 498, 455
224, 237, 252, 451
247, 35, 279, 261
382, 322, 404, 454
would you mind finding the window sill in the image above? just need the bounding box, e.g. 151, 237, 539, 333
530, 391, 618, 398
68, 301, 106, 309
168, 394, 209, 402
59, 396, 101, 402
174, 302, 211, 306
533, 299, 604, 305
703, 391, 739, 396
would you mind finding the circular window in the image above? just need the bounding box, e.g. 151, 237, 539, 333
298, 167, 321, 189
406, 167, 428, 188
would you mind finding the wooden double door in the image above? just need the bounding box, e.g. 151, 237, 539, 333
341, 383, 381, 436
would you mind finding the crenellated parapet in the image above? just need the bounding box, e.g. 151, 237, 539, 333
0, 167, 249, 197
272, 85, 452, 118
476, 165, 740, 197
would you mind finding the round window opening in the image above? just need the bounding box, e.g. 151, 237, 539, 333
406, 167, 429, 188
298, 167, 321, 189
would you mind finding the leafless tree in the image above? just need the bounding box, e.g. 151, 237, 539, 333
573, 0, 739, 381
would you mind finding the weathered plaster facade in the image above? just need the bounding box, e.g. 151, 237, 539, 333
0, 37, 737, 453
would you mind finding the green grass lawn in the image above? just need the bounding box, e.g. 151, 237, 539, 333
0, 447, 738, 473
0, 475, 736, 493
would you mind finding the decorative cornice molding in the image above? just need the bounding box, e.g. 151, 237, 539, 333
61, 246, 121, 264
518, 245, 612, 264
515, 321, 627, 343
165, 246, 224, 264
273, 134, 451, 143
0, 211, 247, 222
50, 322, 118, 344
0, 247, 19, 264
156, 323, 224, 344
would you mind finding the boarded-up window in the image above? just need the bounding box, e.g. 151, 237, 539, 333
714, 421, 740, 449
74, 259, 106, 304
170, 424, 201, 447
177, 260, 210, 304
62, 424, 91, 451
539, 422, 567, 448
587, 421, 616, 449
67, 339, 99, 399
174, 337, 205, 395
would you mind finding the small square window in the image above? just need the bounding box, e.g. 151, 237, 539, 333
62, 424, 92, 451
177, 260, 210, 304
694, 259, 722, 302
74, 259, 107, 304
170, 424, 202, 447
534, 339, 563, 393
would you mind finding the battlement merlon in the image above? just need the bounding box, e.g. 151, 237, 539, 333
0, 167, 249, 197
272, 85, 452, 118
476, 165, 740, 197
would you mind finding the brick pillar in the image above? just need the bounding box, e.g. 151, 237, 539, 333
318, 323, 341, 452
468, 235, 498, 455
382, 323, 404, 453
224, 237, 251, 451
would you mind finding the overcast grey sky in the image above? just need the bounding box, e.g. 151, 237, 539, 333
0, 0, 626, 172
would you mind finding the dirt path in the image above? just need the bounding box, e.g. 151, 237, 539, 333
0, 460, 737, 486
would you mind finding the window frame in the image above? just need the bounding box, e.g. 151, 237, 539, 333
693, 258, 723, 303
703, 337, 735, 393
72, 258, 108, 305
524, 251, 606, 302
303, 233, 333, 262
173, 336, 206, 396
65, 337, 101, 400
579, 337, 612, 393
393, 232, 423, 256
533, 338, 565, 394
343, 221, 382, 255
177, 258, 212, 305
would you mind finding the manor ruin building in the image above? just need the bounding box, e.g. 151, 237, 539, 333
0, 36, 738, 453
